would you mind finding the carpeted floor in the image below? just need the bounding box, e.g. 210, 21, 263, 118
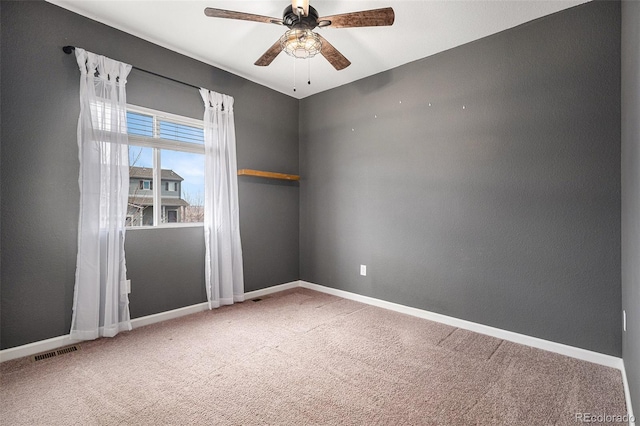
0, 288, 628, 425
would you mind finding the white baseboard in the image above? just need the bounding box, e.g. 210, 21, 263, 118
0, 279, 624, 369
0, 281, 300, 363
129, 302, 210, 329
244, 280, 301, 299
299, 281, 622, 369
0, 335, 85, 364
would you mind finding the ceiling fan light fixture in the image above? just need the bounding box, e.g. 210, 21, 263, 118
280, 29, 322, 59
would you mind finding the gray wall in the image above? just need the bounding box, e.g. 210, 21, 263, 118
299, 1, 621, 356
622, 0, 640, 413
0, 0, 299, 349
126, 227, 207, 319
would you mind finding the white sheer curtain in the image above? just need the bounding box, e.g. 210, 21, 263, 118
200, 89, 245, 309
71, 48, 132, 340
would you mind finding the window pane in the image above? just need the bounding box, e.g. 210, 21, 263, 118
127, 146, 154, 227
159, 120, 204, 144
160, 150, 204, 224
129, 145, 153, 168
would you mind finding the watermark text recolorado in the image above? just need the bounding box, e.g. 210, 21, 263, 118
575, 412, 635, 423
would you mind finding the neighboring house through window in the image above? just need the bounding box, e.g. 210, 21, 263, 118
127, 166, 189, 226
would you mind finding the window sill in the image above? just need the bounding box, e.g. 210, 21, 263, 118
125, 223, 204, 231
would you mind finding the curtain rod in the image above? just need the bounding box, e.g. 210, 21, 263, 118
62, 45, 201, 91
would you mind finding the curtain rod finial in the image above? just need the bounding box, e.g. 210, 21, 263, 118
63, 46, 75, 54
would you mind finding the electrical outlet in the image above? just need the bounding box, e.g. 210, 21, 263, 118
360, 265, 367, 276
623, 310, 627, 332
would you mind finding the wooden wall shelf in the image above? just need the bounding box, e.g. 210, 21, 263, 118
237, 169, 300, 181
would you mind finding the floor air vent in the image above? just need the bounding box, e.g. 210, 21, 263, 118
32, 344, 81, 362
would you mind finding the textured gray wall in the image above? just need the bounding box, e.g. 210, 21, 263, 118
0, 0, 299, 349
622, 0, 640, 413
125, 227, 207, 319
300, 1, 621, 356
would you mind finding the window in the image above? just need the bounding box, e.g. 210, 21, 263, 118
126, 105, 205, 227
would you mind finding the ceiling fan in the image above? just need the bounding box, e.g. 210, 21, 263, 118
204, 0, 395, 70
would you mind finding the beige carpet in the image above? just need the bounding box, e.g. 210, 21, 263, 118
0, 288, 628, 425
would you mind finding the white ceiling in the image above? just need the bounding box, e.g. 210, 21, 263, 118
47, 0, 589, 99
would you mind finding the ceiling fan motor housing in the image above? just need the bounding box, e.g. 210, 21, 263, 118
282, 5, 320, 29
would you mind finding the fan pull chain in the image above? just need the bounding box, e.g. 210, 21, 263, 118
293, 58, 296, 92
308, 59, 311, 85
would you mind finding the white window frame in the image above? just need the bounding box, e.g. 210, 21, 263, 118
127, 104, 205, 228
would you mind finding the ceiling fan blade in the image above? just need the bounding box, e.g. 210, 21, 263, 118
204, 8, 283, 25
254, 39, 284, 66
317, 34, 351, 70
319, 7, 395, 28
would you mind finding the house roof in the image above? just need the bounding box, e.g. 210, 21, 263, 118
128, 197, 190, 207
130, 166, 184, 181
